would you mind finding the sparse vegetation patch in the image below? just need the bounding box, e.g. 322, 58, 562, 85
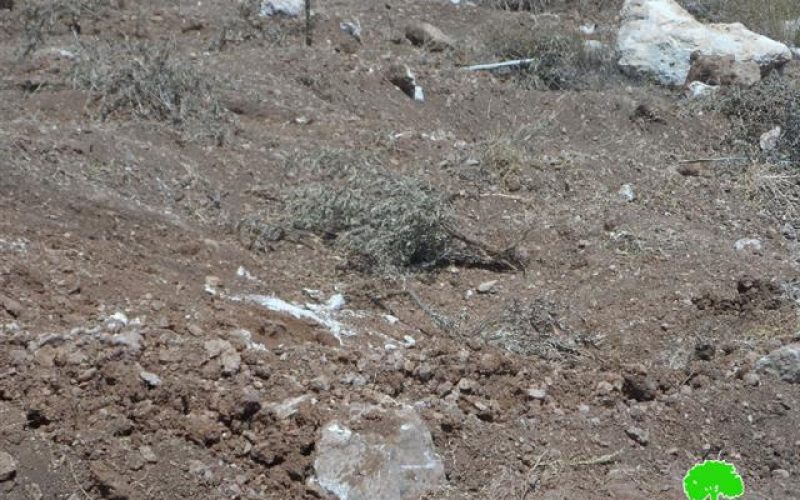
70, 39, 231, 142
484, 26, 617, 90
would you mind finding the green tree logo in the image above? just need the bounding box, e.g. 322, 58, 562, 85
683, 460, 745, 500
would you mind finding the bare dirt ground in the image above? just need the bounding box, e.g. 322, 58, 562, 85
1, 1, 800, 498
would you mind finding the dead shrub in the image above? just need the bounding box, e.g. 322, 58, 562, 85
288, 170, 455, 272
475, 299, 586, 359
70, 39, 230, 143
712, 75, 800, 162
484, 26, 617, 90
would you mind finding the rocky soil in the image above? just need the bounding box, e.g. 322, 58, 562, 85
1, 0, 800, 498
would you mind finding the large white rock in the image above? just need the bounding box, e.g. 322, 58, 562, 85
616, 0, 792, 86
314, 406, 444, 499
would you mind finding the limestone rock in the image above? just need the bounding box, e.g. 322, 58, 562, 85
616, 0, 791, 86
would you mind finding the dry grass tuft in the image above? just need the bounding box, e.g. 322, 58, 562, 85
70, 39, 231, 143
680, 0, 800, 44
288, 170, 455, 272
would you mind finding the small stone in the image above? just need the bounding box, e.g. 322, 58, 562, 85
743, 372, 760, 386
619, 184, 636, 202
527, 388, 547, 400
310, 375, 331, 392
416, 363, 434, 382
772, 468, 790, 479
77, 368, 97, 382
596, 381, 615, 395
140, 371, 162, 388
139, 445, 158, 464
0, 294, 22, 318
221, 350, 242, 376
625, 426, 650, 446
457, 378, 477, 394
733, 238, 762, 252
204, 339, 232, 359
477, 280, 498, 294
187, 324, 204, 337
0, 451, 17, 482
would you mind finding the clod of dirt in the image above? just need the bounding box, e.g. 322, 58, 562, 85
622, 373, 658, 402
694, 341, 716, 361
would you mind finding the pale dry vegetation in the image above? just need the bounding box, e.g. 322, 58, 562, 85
70, 39, 231, 143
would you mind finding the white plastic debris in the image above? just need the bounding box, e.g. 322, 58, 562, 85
340, 20, 362, 42
239, 293, 354, 343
